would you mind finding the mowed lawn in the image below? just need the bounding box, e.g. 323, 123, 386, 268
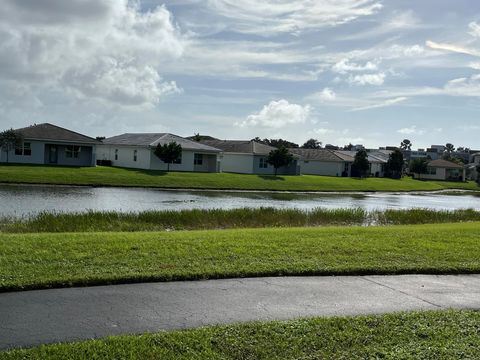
3, 310, 480, 359
1, 223, 480, 291
0, 164, 478, 192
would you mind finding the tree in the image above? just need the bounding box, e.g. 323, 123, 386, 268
385, 149, 404, 179
351, 149, 370, 178
266, 146, 294, 176
410, 158, 428, 179
477, 166, 480, 186
154, 141, 182, 172
302, 138, 322, 149
192, 133, 201, 142
400, 139, 412, 150
263, 138, 299, 149
343, 143, 353, 151
0, 129, 23, 164
445, 143, 455, 153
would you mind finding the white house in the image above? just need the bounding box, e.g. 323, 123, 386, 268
200, 139, 300, 175
413, 159, 466, 181
289, 148, 351, 177
334, 150, 390, 177
0, 123, 99, 167
97, 133, 222, 172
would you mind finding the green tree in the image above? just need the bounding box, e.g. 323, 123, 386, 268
351, 149, 370, 178
263, 138, 299, 149
266, 146, 294, 176
154, 141, 182, 172
410, 158, 428, 179
386, 149, 404, 179
400, 139, 412, 150
477, 166, 480, 186
0, 129, 23, 164
192, 133, 201, 142
445, 143, 455, 154
302, 138, 322, 149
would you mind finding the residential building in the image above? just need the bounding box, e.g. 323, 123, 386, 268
413, 159, 466, 182
289, 148, 351, 177
97, 133, 221, 172
200, 139, 300, 175
335, 150, 390, 177
0, 123, 99, 166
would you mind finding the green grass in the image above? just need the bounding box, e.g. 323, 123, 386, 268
3, 310, 480, 359
0, 164, 478, 192
1, 222, 480, 291
2, 208, 480, 233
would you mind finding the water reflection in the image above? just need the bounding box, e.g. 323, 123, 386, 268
0, 184, 479, 218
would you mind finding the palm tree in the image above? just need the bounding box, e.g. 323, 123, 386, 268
400, 139, 412, 150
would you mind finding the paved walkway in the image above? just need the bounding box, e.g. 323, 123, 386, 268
2, 274, 480, 350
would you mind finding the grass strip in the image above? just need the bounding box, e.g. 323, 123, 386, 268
1, 208, 480, 233
0, 164, 478, 192
1, 222, 480, 291
2, 310, 480, 359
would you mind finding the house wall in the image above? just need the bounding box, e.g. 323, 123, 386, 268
150, 150, 195, 171
0, 141, 45, 164
193, 154, 218, 172
414, 168, 447, 180
370, 162, 385, 177
97, 145, 151, 169
219, 153, 254, 173
299, 160, 345, 176
45, 144, 95, 167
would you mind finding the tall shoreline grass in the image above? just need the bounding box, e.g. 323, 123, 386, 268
1, 208, 480, 233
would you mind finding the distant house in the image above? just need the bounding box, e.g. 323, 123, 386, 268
413, 159, 466, 181
0, 123, 99, 167
467, 153, 480, 180
289, 148, 351, 177
200, 139, 299, 175
334, 150, 390, 177
97, 133, 222, 172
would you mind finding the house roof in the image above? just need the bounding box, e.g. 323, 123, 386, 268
428, 159, 464, 169
289, 148, 347, 162
103, 133, 221, 152
334, 150, 389, 163
199, 140, 277, 155
15, 123, 99, 144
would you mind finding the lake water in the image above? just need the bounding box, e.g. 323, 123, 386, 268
1, 184, 479, 218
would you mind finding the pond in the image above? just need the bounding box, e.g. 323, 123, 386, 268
1, 184, 479, 218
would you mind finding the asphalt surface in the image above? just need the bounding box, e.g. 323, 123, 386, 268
2, 274, 480, 350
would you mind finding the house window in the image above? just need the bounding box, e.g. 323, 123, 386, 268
427, 167, 437, 175
65, 145, 81, 158
259, 157, 268, 168
133, 150, 137, 162
15, 142, 31, 156
194, 153, 203, 165
114, 149, 118, 160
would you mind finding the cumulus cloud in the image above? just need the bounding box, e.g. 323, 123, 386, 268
317, 88, 336, 102
238, 99, 311, 128
205, 0, 382, 35
0, 0, 185, 108
397, 125, 425, 135
332, 58, 379, 74
348, 72, 386, 86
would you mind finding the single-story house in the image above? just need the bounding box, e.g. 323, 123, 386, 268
413, 159, 466, 181
467, 153, 480, 180
0, 123, 99, 166
334, 150, 389, 177
289, 148, 351, 177
97, 133, 222, 172
200, 139, 300, 175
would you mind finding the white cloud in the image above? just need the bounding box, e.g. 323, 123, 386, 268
352, 97, 407, 111
444, 74, 480, 97
238, 99, 311, 128
317, 88, 336, 102
332, 58, 379, 74
469, 22, 480, 38
205, 0, 382, 35
313, 128, 335, 135
425, 40, 480, 57
0, 0, 185, 108
397, 125, 425, 135
348, 72, 386, 86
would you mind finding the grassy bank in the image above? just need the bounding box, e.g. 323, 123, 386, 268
2, 208, 480, 233
3, 310, 480, 359
0, 164, 478, 192
1, 222, 480, 291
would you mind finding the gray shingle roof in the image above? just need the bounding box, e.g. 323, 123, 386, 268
428, 159, 464, 169
199, 140, 277, 155
103, 133, 222, 152
289, 148, 347, 162
15, 123, 99, 144
335, 150, 388, 163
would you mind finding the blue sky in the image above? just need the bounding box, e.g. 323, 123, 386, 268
1, 0, 480, 149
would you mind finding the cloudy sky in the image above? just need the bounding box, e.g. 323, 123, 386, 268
1, 0, 480, 149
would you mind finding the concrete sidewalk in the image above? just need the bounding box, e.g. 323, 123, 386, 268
2, 274, 480, 350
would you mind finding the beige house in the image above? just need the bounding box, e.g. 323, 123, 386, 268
414, 159, 466, 181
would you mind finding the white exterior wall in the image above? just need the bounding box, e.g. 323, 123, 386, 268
414, 168, 446, 180
150, 150, 195, 171
299, 160, 344, 176
370, 162, 385, 177
219, 153, 254, 174
97, 145, 151, 169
